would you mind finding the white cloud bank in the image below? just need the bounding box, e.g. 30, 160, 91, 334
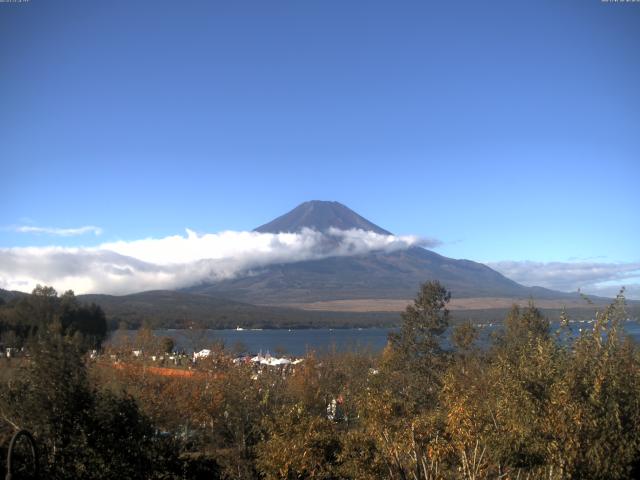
0, 228, 427, 295
15, 225, 103, 236
488, 260, 640, 299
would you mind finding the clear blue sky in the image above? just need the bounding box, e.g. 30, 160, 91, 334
1, 1, 639, 295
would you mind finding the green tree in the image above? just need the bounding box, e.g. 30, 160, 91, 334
58, 290, 108, 350
0, 286, 107, 350
0, 332, 176, 479
502, 300, 549, 345
386, 280, 451, 408
159, 336, 175, 354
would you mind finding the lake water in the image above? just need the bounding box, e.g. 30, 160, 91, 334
109, 320, 640, 357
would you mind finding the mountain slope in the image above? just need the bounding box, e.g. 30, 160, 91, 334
0, 288, 27, 303
77, 290, 397, 329
189, 201, 570, 304
255, 200, 391, 235
187, 246, 566, 304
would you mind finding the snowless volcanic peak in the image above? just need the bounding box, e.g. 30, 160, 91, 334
254, 200, 391, 235
185, 200, 578, 305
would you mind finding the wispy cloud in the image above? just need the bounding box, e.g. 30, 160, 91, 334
15, 225, 103, 237
0, 228, 425, 295
488, 260, 640, 298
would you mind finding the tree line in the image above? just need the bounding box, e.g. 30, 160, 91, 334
0, 285, 107, 350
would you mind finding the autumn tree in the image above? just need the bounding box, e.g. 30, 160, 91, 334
545, 292, 640, 478
0, 331, 176, 479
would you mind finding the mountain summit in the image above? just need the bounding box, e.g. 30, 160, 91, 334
254, 200, 391, 235
187, 200, 568, 305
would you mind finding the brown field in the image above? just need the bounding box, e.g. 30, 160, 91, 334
107, 361, 216, 379
279, 297, 602, 313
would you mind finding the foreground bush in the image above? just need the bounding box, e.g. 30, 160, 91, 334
0, 333, 179, 479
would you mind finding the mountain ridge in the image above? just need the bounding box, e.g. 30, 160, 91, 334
4, 201, 622, 329
188, 201, 576, 304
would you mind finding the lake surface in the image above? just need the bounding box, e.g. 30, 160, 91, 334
109, 320, 640, 357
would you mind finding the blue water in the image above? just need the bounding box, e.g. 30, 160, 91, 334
109, 320, 640, 357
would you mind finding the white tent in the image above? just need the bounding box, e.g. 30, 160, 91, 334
249, 354, 292, 366
263, 357, 291, 366
193, 349, 211, 359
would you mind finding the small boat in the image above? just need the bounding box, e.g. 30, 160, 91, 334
236, 326, 244, 331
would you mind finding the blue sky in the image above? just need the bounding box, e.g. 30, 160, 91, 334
1, 0, 639, 297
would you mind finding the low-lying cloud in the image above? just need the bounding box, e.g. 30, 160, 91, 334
488, 260, 640, 299
0, 228, 427, 295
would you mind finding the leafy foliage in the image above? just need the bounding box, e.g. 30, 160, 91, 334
0, 285, 107, 350
0, 333, 178, 479
2, 284, 640, 479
